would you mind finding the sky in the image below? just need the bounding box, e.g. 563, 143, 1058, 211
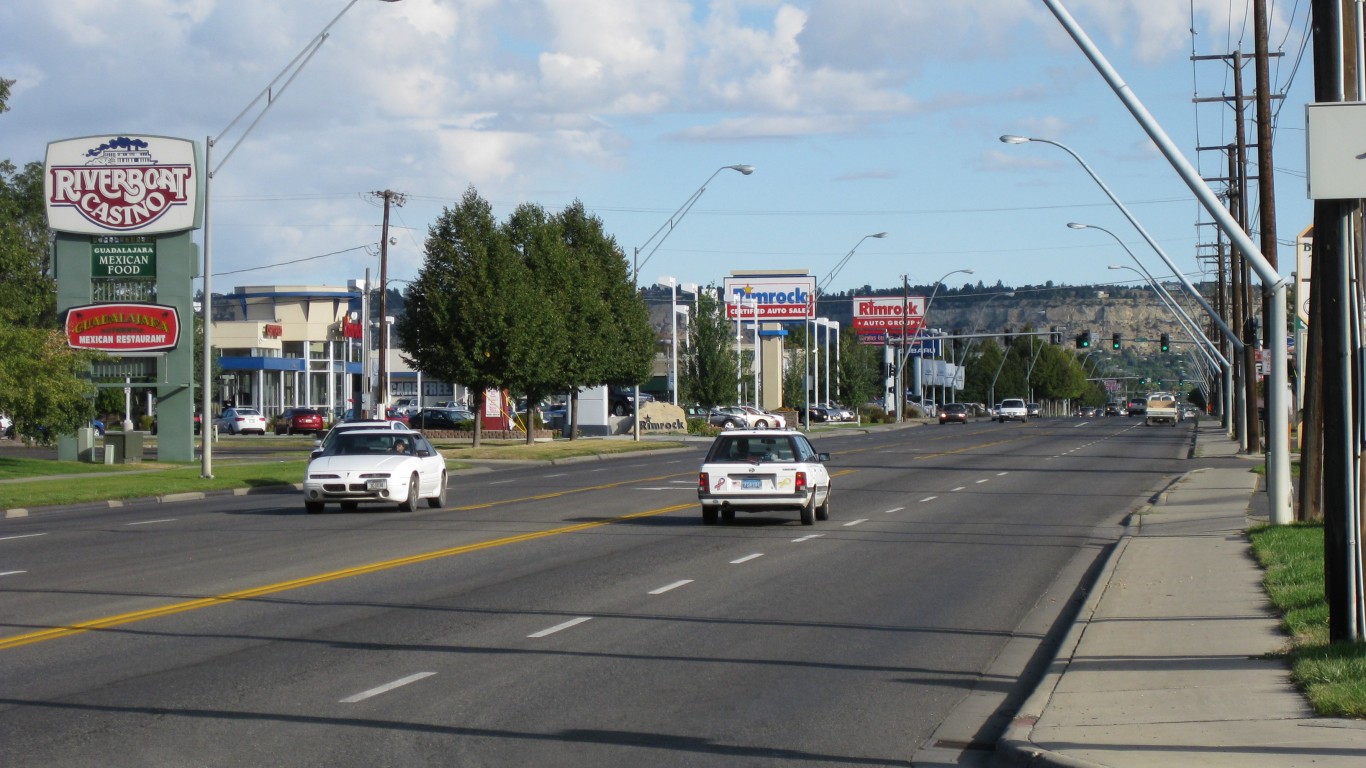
0, 0, 1317, 301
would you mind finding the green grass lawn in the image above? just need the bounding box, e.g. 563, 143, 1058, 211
1249, 522, 1366, 718
1, 460, 311, 508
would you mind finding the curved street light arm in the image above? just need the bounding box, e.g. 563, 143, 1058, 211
633, 164, 753, 281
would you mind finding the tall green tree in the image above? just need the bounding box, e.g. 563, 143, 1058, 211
398, 187, 520, 447
682, 287, 738, 407
836, 328, 882, 408
503, 202, 569, 443
554, 201, 624, 438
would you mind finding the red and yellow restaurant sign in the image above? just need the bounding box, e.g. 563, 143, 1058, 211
63, 302, 180, 353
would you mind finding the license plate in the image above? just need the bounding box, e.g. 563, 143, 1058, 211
366, 478, 388, 490
742, 478, 762, 490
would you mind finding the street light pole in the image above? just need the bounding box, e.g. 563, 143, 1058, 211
812, 232, 888, 428
199, 0, 402, 478
633, 165, 752, 439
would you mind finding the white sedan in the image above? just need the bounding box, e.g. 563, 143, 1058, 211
303, 429, 447, 513
697, 429, 831, 526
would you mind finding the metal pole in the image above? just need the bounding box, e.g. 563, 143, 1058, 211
1038, 0, 1290, 524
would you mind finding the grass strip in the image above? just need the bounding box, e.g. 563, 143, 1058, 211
1249, 521, 1366, 718
2, 461, 309, 508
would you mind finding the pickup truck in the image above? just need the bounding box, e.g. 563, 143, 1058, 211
1145, 393, 1179, 426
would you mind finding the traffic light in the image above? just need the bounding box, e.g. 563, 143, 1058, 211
1111, 332, 1121, 350
1076, 330, 1091, 349
1050, 326, 1062, 344
1160, 333, 1171, 352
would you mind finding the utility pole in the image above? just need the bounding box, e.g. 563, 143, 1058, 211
371, 189, 406, 416
1253, 0, 1279, 343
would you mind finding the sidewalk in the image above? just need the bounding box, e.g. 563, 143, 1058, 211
996, 420, 1366, 767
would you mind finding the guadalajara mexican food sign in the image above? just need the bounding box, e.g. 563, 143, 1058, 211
63, 303, 180, 353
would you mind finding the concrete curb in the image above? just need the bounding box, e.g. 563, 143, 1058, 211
994, 510, 1143, 768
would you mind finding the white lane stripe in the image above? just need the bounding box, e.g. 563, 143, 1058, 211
126, 519, 177, 526
340, 671, 436, 703
920, 496, 937, 503
843, 519, 868, 527
952, 486, 967, 492
544, 473, 567, 478
0, 570, 27, 577
975, 479, 989, 484
649, 579, 693, 595
0, 533, 47, 542
489, 479, 516, 485
792, 534, 825, 542
731, 553, 764, 564
884, 506, 905, 514
996, 472, 1009, 476
528, 617, 593, 638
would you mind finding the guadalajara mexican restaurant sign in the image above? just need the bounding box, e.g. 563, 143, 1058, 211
63, 303, 180, 353
45, 135, 197, 235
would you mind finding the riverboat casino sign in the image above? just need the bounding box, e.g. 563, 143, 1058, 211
63, 303, 181, 354
45, 136, 196, 235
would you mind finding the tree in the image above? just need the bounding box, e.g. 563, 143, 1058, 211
503, 202, 569, 444
398, 187, 519, 447
836, 328, 882, 407
682, 287, 738, 407
0, 327, 98, 444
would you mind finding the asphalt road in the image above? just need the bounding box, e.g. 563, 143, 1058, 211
0, 417, 1191, 767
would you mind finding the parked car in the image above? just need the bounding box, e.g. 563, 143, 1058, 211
609, 385, 654, 417
274, 407, 324, 436
938, 403, 970, 424
697, 429, 832, 526
807, 406, 830, 423
709, 405, 786, 429
824, 403, 855, 422
408, 408, 475, 430
215, 407, 267, 435
303, 429, 447, 513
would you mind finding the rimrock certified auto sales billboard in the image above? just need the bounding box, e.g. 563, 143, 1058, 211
852, 296, 926, 338
723, 274, 816, 321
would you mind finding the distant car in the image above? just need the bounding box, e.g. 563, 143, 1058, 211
216, 407, 267, 435
824, 403, 855, 422
996, 398, 1028, 423
303, 429, 447, 513
1126, 397, 1147, 418
274, 407, 324, 436
938, 403, 970, 424
709, 405, 786, 430
1104, 403, 1120, 417
408, 408, 474, 430
807, 406, 830, 423
697, 429, 832, 526
1027, 402, 1042, 418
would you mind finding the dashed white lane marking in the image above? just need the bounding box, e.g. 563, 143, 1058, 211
544, 473, 567, 478
951, 486, 967, 492
920, 496, 937, 503
884, 506, 905, 514
489, 479, 516, 485
125, 519, 176, 526
0, 570, 27, 577
792, 534, 825, 543
975, 479, 989, 484
1073, 422, 1089, 428
528, 617, 593, 638
731, 553, 764, 564
649, 580, 693, 595
0, 533, 47, 542
843, 519, 868, 527
996, 472, 1009, 476
340, 672, 436, 703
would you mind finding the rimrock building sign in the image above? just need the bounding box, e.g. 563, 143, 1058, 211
722, 274, 817, 320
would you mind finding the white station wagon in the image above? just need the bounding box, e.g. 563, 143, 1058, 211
303, 429, 446, 513
697, 429, 832, 526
